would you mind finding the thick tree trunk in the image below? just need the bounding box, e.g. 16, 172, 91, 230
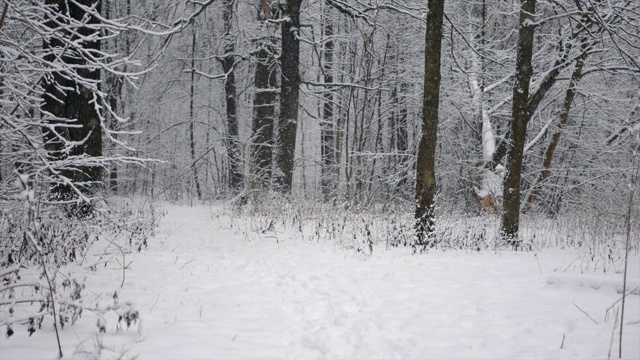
250, 16, 278, 190
41, 0, 102, 208
275, 0, 302, 193
221, 0, 243, 193
500, 0, 537, 246
415, 0, 445, 251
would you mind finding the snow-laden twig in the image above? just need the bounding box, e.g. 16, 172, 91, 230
619, 144, 639, 358
573, 303, 599, 325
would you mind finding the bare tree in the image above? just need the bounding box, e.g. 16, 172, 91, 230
320, 0, 336, 200
219, 0, 243, 193
500, 0, 537, 246
189, 27, 203, 200
250, 1, 278, 191
41, 0, 104, 210
415, 0, 445, 250
275, 0, 303, 193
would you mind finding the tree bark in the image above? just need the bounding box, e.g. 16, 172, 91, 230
500, 0, 537, 246
250, 11, 278, 190
415, 0, 445, 251
189, 29, 203, 200
41, 0, 103, 208
220, 0, 243, 193
275, 0, 302, 193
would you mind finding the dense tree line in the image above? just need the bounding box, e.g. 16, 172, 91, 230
1, 0, 638, 244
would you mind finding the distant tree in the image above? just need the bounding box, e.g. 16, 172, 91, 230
320, 0, 336, 200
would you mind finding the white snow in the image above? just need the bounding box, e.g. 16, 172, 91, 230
2, 203, 639, 359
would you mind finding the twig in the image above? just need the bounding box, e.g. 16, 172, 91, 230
16, 177, 63, 358
608, 308, 619, 360
0, 297, 47, 306
120, 246, 126, 288
573, 302, 599, 325
619, 149, 638, 359
560, 334, 565, 349
0, 266, 20, 278
180, 259, 197, 270
28, 232, 63, 358
563, 257, 580, 272
0, 310, 54, 327
535, 254, 543, 274
149, 294, 161, 314
605, 287, 639, 322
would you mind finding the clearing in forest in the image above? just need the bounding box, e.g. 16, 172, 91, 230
2, 204, 639, 359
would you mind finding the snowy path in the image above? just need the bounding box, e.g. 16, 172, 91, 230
2, 204, 639, 359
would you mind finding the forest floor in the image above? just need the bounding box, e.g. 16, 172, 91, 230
2, 203, 640, 359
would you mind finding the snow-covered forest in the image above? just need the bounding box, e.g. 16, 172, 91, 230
1, 0, 639, 358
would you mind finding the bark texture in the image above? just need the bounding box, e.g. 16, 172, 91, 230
275, 0, 302, 193
41, 0, 103, 208
250, 2, 278, 190
250, 39, 278, 189
221, 0, 243, 193
500, 0, 537, 246
189, 30, 202, 200
415, 0, 445, 250
320, 2, 336, 199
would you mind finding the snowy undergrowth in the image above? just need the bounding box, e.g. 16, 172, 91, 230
0, 196, 162, 358
2, 201, 639, 359
220, 197, 637, 271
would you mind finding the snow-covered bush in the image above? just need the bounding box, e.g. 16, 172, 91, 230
0, 177, 160, 352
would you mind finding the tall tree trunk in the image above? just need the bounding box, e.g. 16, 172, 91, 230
220, 0, 243, 193
368, 39, 390, 198
320, 1, 336, 200
250, 13, 278, 190
103, 0, 130, 195
275, 0, 302, 193
500, 0, 537, 246
41, 0, 102, 208
415, 0, 445, 251
396, 82, 409, 193
189, 29, 202, 200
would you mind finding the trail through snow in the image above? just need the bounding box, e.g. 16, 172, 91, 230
2, 204, 639, 359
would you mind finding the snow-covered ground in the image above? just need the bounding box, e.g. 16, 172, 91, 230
2, 203, 639, 359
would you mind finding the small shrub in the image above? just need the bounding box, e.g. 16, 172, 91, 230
1, 177, 160, 353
